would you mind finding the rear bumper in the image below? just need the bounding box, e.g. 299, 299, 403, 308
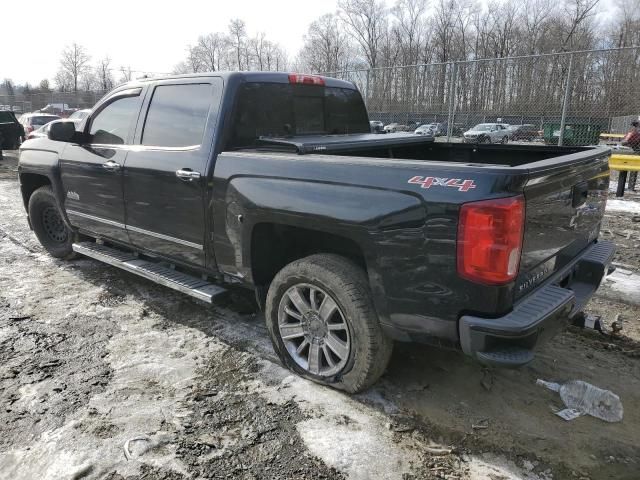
459, 240, 616, 368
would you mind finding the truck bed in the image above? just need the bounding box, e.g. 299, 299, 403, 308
254, 133, 594, 167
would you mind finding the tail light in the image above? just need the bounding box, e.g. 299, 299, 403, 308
26, 125, 34, 134
288, 73, 325, 86
457, 195, 525, 285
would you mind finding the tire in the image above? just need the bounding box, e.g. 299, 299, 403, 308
28, 186, 78, 259
481, 136, 491, 144
265, 254, 393, 393
501, 136, 509, 144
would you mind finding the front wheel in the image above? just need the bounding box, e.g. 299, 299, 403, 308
29, 186, 78, 259
265, 254, 393, 393
501, 136, 509, 144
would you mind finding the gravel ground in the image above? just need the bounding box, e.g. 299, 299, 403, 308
0, 151, 639, 480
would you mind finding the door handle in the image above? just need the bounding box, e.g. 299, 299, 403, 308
175, 168, 201, 181
102, 160, 121, 171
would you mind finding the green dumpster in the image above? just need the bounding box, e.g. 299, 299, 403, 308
543, 123, 602, 146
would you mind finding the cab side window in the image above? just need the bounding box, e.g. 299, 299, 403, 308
141, 84, 213, 148
89, 95, 140, 145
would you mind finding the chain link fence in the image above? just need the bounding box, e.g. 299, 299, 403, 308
2, 48, 639, 146
0, 91, 108, 116
324, 47, 640, 147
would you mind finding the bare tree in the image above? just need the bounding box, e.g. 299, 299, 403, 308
119, 66, 133, 84
393, 0, 427, 65
187, 45, 204, 72
54, 70, 74, 92
2, 79, 15, 96
80, 71, 96, 92
196, 33, 227, 71
338, 0, 387, 69
561, 0, 601, 49
229, 19, 247, 70
299, 14, 352, 73
58, 43, 91, 92
39, 79, 51, 92
96, 57, 114, 91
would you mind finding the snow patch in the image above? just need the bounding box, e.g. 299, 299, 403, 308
603, 269, 640, 306
467, 453, 549, 480
606, 199, 640, 215
0, 301, 220, 480
256, 370, 420, 480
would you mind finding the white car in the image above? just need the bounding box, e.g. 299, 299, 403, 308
463, 123, 511, 144
414, 124, 435, 136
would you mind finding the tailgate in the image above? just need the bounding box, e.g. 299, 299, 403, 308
515, 151, 610, 299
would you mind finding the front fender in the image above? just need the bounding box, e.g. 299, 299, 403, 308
18, 143, 71, 228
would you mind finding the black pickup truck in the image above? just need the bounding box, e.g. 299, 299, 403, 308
18, 72, 615, 392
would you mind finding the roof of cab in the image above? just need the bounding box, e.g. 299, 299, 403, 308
123, 71, 358, 91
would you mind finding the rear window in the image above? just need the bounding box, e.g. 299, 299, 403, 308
228, 83, 369, 149
31, 116, 60, 126
141, 83, 213, 148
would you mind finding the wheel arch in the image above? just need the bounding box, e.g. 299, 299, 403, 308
250, 222, 368, 289
18, 147, 72, 229
19, 173, 51, 212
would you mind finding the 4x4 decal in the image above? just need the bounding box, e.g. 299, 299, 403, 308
408, 176, 477, 192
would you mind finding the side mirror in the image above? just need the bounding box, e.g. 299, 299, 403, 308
48, 121, 76, 142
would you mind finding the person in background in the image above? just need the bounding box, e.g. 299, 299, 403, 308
622, 120, 640, 191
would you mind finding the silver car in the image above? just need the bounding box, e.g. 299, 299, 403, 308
463, 123, 511, 144
414, 124, 435, 136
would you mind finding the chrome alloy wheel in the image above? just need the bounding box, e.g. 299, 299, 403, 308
277, 283, 351, 377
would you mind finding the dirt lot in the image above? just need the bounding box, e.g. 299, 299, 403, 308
0, 152, 638, 480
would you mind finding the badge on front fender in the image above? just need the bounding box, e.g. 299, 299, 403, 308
408, 176, 477, 192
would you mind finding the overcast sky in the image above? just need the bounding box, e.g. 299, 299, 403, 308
4, 0, 618, 87
3, 0, 340, 86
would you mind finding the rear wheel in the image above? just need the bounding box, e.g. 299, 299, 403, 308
29, 186, 78, 259
265, 254, 393, 393
501, 136, 509, 144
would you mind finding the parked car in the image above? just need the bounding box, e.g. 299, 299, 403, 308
369, 120, 385, 133
26, 119, 78, 140
509, 124, 540, 141
19, 72, 614, 393
414, 124, 435, 136
384, 122, 409, 133
18, 113, 61, 137
440, 122, 464, 137
422, 122, 445, 136
0, 110, 26, 155
463, 123, 511, 144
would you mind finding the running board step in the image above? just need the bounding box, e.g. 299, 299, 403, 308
72, 242, 227, 303
476, 347, 535, 368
